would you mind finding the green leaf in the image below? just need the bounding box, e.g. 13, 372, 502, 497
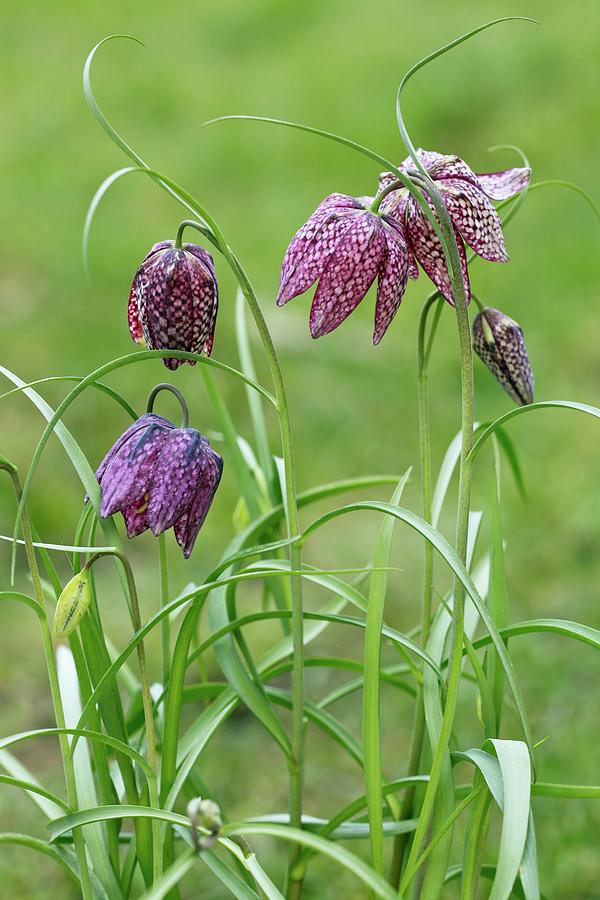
56, 646, 122, 900
0, 770, 69, 816
488, 739, 532, 900
0, 833, 80, 888
302, 501, 534, 758
487, 440, 510, 732
363, 472, 411, 874
138, 848, 196, 900
469, 400, 600, 462
222, 822, 399, 900
235, 290, 273, 498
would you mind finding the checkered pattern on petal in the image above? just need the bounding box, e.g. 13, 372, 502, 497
473, 308, 534, 405
96, 414, 174, 486
309, 213, 386, 338
99, 422, 171, 518
406, 197, 470, 305
475, 167, 531, 201
373, 221, 410, 345
174, 443, 223, 558
128, 280, 144, 344
277, 195, 360, 306
122, 502, 150, 538
135, 245, 218, 371
440, 178, 508, 262
147, 429, 207, 535
400, 149, 447, 172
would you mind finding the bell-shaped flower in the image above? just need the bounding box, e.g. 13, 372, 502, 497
128, 241, 218, 370
96, 413, 223, 558
378, 150, 531, 304
473, 307, 534, 406
277, 193, 412, 344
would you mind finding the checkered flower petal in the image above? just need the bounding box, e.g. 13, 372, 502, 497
131, 241, 218, 370
147, 429, 207, 535
475, 167, 531, 201
174, 444, 223, 558
95, 413, 174, 486
373, 220, 410, 345
128, 281, 144, 345
97, 413, 223, 557
440, 177, 508, 262
99, 422, 171, 518
406, 197, 470, 305
277, 194, 360, 306
309, 213, 385, 338
473, 307, 534, 405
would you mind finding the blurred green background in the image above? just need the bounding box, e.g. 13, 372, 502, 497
1, 0, 600, 896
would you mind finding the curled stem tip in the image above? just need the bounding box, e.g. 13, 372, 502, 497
146, 383, 190, 428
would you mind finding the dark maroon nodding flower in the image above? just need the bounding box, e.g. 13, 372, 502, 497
277, 193, 412, 344
128, 241, 218, 370
378, 150, 531, 305
96, 413, 223, 558
473, 307, 534, 406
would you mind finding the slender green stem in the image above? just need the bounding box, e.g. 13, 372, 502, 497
398, 173, 474, 892
85, 549, 161, 881
370, 179, 404, 213
158, 534, 170, 687
177, 220, 305, 897
390, 295, 439, 886
146, 382, 189, 428
0, 461, 93, 900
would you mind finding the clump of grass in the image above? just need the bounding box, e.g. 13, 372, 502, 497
2, 16, 600, 900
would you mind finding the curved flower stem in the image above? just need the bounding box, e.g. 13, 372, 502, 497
370, 179, 404, 213
389, 293, 440, 886
146, 382, 189, 428
398, 176, 474, 892
177, 220, 305, 896
84, 549, 161, 882
0, 460, 93, 900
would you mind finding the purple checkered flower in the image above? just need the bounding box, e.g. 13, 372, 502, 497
128, 241, 218, 370
473, 307, 534, 405
96, 413, 223, 558
378, 150, 531, 304
277, 193, 413, 344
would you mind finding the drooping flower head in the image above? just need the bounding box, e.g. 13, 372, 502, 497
277, 193, 412, 344
378, 150, 531, 304
473, 306, 534, 406
129, 241, 218, 370
96, 394, 223, 558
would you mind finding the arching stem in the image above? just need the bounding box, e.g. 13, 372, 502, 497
0, 460, 94, 900
84, 549, 161, 881
177, 220, 305, 898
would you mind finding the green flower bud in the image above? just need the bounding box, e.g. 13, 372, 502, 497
187, 797, 222, 851
187, 797, 222, 833
52, 569, 91, 638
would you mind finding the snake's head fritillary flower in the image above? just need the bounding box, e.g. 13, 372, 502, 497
277, 193, 413, 344
378, 150, 531, 304
128, 241, 218, 370
96, 412, 223, 558
473, 307, 534, 406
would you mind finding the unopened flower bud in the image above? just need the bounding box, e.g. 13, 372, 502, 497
52, 569, 91, 638
187, 798, 222, 851
473, 307, 534, 406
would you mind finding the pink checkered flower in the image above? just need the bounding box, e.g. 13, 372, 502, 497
378, 149, 531, 304
97, 413, 223, 558
128, 241, 218, 370
277, 193, 412, 344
